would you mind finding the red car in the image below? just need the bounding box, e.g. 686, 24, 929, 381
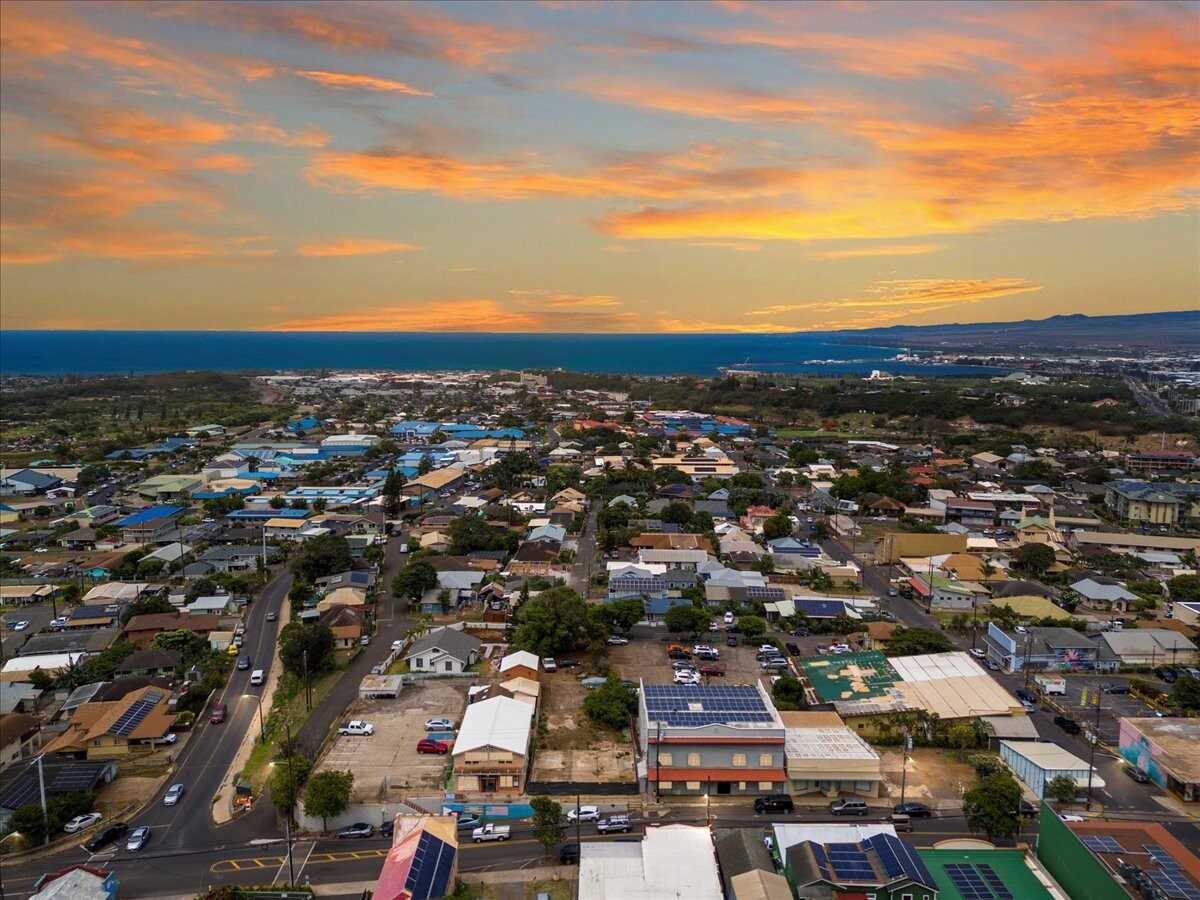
699, 664, 725, 676
417, 738, 450, 755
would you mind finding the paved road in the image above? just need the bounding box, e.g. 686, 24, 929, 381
569, 502, 598, 597
1124, 376, 1171, 417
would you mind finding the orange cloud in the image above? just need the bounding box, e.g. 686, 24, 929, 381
656, 317, 797, 334
268, 298, 639, 332
810, 244, 946, 260
297, 239, 423, 257
248, 66, 434, 96
508, 290, 623, 308
574, 77, 841, 126
748, 278, 1043, 317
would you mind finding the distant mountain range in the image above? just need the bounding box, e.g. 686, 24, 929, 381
846, 310, 1200, 352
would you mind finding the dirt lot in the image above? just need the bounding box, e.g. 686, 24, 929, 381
318, 679, 470, 802
879, 747, 978, 805
533, 666, 637, 784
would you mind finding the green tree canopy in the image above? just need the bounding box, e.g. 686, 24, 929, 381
278, 622, 336, 678
269, 752, 313, 818
582, 676, 638, 730
120, 593, 176, 625
963, 773, 1022, 841
1168, 574, 1200, 602
304, 770, 355, 832
511, 586, 595, 657
591, 597, 644, 634
882, 627, 954, 657
1171, 674, 1200, 712
1014, 542, 1056, 575
663, 603, 711, 636
771, 675, 807, 711
185, 577, 220, 603
381, 468, 407, 519
762, 511, 793, 541
529, 796, 565, 857
448, 515, 498, 555
151, 629, 210, 666
289, 534, 353, 583
1045, 774, 1078, 803
391, 560, 439, 601
737, 614, 767, 642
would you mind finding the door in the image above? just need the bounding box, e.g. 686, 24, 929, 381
716, 781, 731, 795
481, 775, 498, 792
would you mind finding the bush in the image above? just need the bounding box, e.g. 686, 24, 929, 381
583, 676, 638, 730
174, 710, 195, 730
967, 754, 1004, 778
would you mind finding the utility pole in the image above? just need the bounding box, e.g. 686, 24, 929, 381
899, 728, 911, 807
35, 754, 49, 846
971, 599, 978, 651
285, 718, 296, 885
303, 649, 311, 711
1086, 691, 1102, 811
575, 792, 582, 850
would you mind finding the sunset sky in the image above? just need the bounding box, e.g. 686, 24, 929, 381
1, 0, 1197, 333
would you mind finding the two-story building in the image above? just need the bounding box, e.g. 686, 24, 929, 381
640, 682, 788, 797
114, 506, 185, 544
451, 696, 533, 796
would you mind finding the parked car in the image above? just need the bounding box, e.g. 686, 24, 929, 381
163, 783, 185, 806
210, 703, 226, 724
416, 739, 450, 755
559, 843, 581, 865
338, 720, 375, 736
726, 636, 738, 647
474, 824, 511, 843
1015, 688, 1037, 705
761, 658, 789, 670
1154, 667, 1178, 683
64, 812, 103, 834
674, 670, 701, 685
754, 795, 794, 813
829, 798, 868, 816
698, 663, 725, 676
566, 805, 600, 823
790, 627, 810, 637
1019, 800, 1037, 817
1054, 715, 1082, 735
968, 648, 986, 659
724, 612, 735, 624
83, 823, 128, 852
1125, 765, 1151, 784
606, 635, 629, 646
12, 621, 29, 631
380, 820, 394, 838
785, 643, 801, 656
125, 826, 151, 851
595, 815, 631, 834
424, 718, 455, 731
1101, 682, 1130, 694
557, 658, 580, 669
726, 625, 741, 633
893, 802, 933, 818
154, 732, 178, 745
338, 822, 375, 839
455, 814, 483, 831
1059, 814, 1085, 822
542, 657, 557, 672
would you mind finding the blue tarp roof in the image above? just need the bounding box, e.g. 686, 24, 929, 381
115, 505, 185, 527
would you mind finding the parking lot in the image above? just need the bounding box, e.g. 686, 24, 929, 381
319, 679, 469, 802
608, 631, 793, 688
1040, 674, 1162, 745
1, 600, 58, 656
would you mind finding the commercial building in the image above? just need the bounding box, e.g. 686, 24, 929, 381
1069, 530, 1200, 556
1097, 630, 1197, 668
1125, 450, 1198, 474
919, 848, 1060, 900
1104, 480, 1200, 526
779, 711, 883, 798
1118, 718, 1200, 803
451, 696, 533, 796
640, 683, 787, 797
999, 740, 1103, 800
649, 454, 738, 481
579, 825, 722, 900
372, 815, 458, 900
981, 624, 1100, 673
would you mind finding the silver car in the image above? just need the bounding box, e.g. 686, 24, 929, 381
126, 826, 151, 851
163, 783, 185, 806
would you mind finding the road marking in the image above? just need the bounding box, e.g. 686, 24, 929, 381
213, 847, 389, 874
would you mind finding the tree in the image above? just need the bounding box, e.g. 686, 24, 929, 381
381, 468, 407, 519
269, 751, 313, 818
594, 597, 644, 633
663, 603, 710, 636
511, 586, 595, 657
449, 515, 496, 555
947, 723, 979, 751
962, 773, 1022, 841
305, 770, 355, 832
151, 629, 210, 666
1171, 674, 1200, 712
7, 791, 94, 842
882, 628, 954, 657
1168, 574, 1200, 602
529, 796, 565, 857
278, 622, 336, 678
967, 754, 1003, 778
120, 593, 176, 626
762, 511, 793, 541
1045, 774, 1078, 804
185, 577, 220, 603
290, 535, 352, 583
418, 454, 434, 475
1014, 542, 1056, 575
269, 495, 287, 509
392, 560, 439, 601
583, 676, 638, 730
660, 501, 693, 526
772, 675, 807, 711
136, 557, 166, 578
738, 614, 767, 642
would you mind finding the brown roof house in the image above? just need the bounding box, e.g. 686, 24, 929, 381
122, 612, 221, 649
115, 647, 182, 678
319, 606, 364, 650
0, 712, 42, 769
41, 684, 176, 759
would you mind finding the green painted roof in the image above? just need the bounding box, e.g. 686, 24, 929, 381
798, 650, 899, 703
919, 848, 1055, 900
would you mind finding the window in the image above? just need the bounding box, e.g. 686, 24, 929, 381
659, 781, 673, 789
732, 753, 747, 767
758, 781, 774, 790
444, 660, 453, 671
687, 753, 700, 767
855, 780, 874, 793
658, 752, 673, 766
686, 781, 701, 791
738, 782, 746, 791
414, 657, 424, 668
759, 753, 774, 767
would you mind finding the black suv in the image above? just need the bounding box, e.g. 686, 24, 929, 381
83, 822, 129, 852
1154, 667, 1178, 683
1100, 682, 1129, 694
559, 843, 580, 864
1015, 688, 1037, 705
754, 794, 794, 813
1054, 715, 1082, 735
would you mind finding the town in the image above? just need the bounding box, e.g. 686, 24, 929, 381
1, 366, 1198, 900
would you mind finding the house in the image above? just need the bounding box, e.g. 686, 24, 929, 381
114, 648, 181, 677
0, 468, 63, 496
57, 527, 98, 550
608, 494, 638, 508
314, 570, 376, 594
404, 627, 481, 674
198, 545, 275, 573
122, 612, 221, 649
319, 605, 364, 649
186, 594, 239, 616
451, 696, 533, 796
775, 827, 938, 900
497, 650, 539, 682
0, 712, 42, 769
40, 685, 176, 758
1070, 577, 1138, 612
371, 815, 459, 900
579, 825, 723, 900
30, 864, 118, 900
714, 829, 779, 900
115, 506, 185, 544
0, 584, 56, 606
641, 682, 788, 797
315, 586, 368, 614
136, 475, 205, 502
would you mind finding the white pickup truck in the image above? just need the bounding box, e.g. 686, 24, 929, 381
338, 720, 375, 736
472, 823, 511, 843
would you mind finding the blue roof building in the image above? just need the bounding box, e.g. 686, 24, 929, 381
286, 416, 323, 433
115, 506, 185, 528
228, 508, 310, 520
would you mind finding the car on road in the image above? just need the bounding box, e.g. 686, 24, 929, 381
425, 718, 455, 731
416, 738, 450, 755
1015, 688, 1037, 706
596, 814, 632, 834
567, 805, 600, 823
1059, 814, 1085, 822
83, 822, 128, 852
1125, 765, 1151, 784
64, 812, 103, 833
968, 648, 986, 659
606, 635, 629, 645
559, 843, 580, 865
338, 720, 375, 736
893, 802, 933, 818
238, 655, 251, 670
557, 658, 580, 669
163, 783, 185, 806
12, 621, 29, 631
380, 820, 394, 839
455, 814, 483, 831
785, 642, 801, 656
829, 798, 868, 816
1054, 715, 1082, 735
211, 703, 226, 724
1101, 682, 1130, 694
754, 795, 794, 813
266, 611, 277, 622
125, 826, 151, 851
337, 822, 375, 839
887, 589, 899, 597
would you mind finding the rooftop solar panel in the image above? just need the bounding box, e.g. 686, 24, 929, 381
1150, 871, 1200, 900
1082, 836, 1126, 853
1144, 844, 1183, 870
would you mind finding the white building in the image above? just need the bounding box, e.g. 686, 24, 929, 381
1000, 740, 1104, 800
579, 825, 722, 900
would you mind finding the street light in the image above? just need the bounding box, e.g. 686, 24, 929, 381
245, 693, 265, 742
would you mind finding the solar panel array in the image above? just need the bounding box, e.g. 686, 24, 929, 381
826, 842, 877, 882
862, 833, 931, 885
746, 586, 787, 601
1150, 871, 1200, 900
111, 690, 164, 737
945, 863, 1014, 900
643, 684, 774, 728
1082, 836, 1126, 853
405, 831, 456, 900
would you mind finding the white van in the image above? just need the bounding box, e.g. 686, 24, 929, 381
250, 670, 265, 686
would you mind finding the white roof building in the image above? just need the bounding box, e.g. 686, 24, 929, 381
498, 650, 540, 675
579, 825, 722, 900
889, 652, 1021, 719
452, 696, 534, 757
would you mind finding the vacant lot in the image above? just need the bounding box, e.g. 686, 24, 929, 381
533, 662, 637, 785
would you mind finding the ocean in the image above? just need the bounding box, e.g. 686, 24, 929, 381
0, 331, 1012, 377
